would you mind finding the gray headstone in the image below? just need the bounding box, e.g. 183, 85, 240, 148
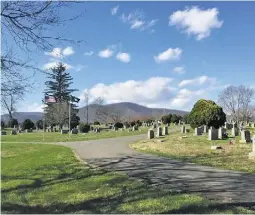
248, 136, 255, 159
194, 127, 203, 136
157, 127, 162, 137
11, 130, 17, 135
61, 129, 68, 134
1, 131, 7, 135
148, 129, 154, 139
181, 126, 185, 133
208, 128, 218, 140
240, 130, 251, 143
132, 126, 138, 131
71, 128, 78, 134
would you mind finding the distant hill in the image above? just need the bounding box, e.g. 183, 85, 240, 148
1, 102, 189, 123
1, 112, 43, 123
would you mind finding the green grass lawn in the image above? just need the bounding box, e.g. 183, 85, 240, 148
131, 129, 255, 173
1, 127, 148, 143
2, 142, 255, 214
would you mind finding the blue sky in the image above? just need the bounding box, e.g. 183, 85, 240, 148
14, 2, 255, 112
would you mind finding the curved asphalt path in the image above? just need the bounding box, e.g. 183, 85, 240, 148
56, 129, 255, 205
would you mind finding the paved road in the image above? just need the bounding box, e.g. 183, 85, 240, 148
57, 131, 255, 205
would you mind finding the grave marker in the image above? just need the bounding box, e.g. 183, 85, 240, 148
181, 126, 185, 133
157, 127, 162, 137
239, 130, 251, 143
208, 128, 218, 140
248, 136, 255, 160
162, 126, 168, 135
148, 129, 154, 139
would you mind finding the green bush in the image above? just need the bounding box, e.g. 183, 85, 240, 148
123, 122, 130, 128
22, 119, 35, 130
130, 121, 136, 127
171, 114, 182, 123
182, 114, 190, 124
36, 120, 43, 129
114, 122, 123, 128
94, 121, 100, 125
1, 120, 5, 129
8, 118, 18, 128
188, 99, 226, 129
162, 114, 172, 124
79, 123, 90, 133
136, 120, 142, 126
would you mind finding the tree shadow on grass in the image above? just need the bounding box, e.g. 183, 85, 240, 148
2, 154, 255, 214
87, 154, 255, 204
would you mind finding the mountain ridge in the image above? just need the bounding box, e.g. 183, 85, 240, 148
1, 102, 189, 123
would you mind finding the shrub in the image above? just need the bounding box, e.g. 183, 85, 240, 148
22, 119, 35, 130
114, 122, 123, 128
123, 122, 130, 128
8, 118, 18, 128
79, 123, 90, 133
130, 121, 136, 127
1, 120, 5, 129
171, 114, 182, 123
162, 114, 172, 124
136, 120, 142, 126
188, 99, 226, 129
94, 121, 100, 125
36, 120, 43, 129
182, 114, 190, 124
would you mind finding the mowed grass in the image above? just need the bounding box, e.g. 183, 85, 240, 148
1, 127, 148, 143
131, 128, 255, 173
2, 143, 255, 214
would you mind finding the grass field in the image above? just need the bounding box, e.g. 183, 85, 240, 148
1, 127, 148, 143
2, 142, 255, 214
131, 128, 255, 173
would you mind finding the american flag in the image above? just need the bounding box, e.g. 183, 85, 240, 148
44, 96, 56, 103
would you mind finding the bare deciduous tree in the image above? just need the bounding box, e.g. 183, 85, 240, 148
218, 85, 254, 122
46, 102, 69, 128
1, 88, 25, 122
1, 1, 83, 96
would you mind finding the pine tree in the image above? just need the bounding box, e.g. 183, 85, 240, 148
44, 63, 80, 128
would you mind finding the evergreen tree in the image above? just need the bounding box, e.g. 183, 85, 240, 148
44, 63, 80, 128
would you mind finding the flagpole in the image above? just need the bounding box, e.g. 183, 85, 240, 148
42, 98, 45, 141
69, 95, 71, 139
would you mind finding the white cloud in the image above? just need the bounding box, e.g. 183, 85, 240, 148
121, 11, 158, 32
19, 102, 44, 112
74, 64, 87, 72
79, 77, 176, 106
43, 61, 72, 70
78, 75, 222, 110
84, 51, 94, 56
131, 20, 145, 29
45, 48, 62, 58
116, 52, 131, 63
98, 48, 114, 58
111, 5, 119, 15
45, 47, 75, 58
178, 75, 216, 87
169, 6, 223, 40
173, 66, 186, 74
62, 47, 74, 56
171, 88, 205, 108
154, 48, 182, 63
